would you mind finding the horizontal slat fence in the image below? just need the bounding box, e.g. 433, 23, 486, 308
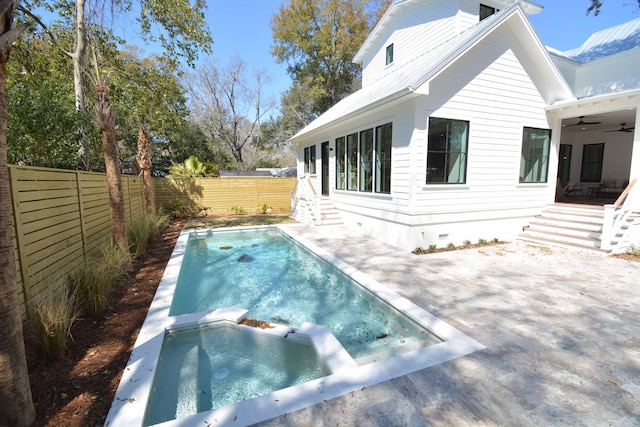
154, 177, 296, 215
8, 165, 144, 319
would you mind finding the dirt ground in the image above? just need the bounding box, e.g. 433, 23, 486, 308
25, 213, 638, 426
26, 214, 295, 427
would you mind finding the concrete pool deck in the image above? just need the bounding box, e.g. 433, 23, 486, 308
255, 223, 640, 426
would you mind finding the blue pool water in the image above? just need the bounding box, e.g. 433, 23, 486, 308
170, 228, 441, 362
144, 326, 329, 425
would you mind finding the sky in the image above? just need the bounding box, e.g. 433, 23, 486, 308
112, 0, 639, 109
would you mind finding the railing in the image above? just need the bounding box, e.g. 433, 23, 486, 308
290, 177, 321, 225
601, 178, 638, 251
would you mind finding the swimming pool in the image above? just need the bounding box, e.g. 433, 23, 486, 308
105, 225, 484, 427
171, 227, 441, 363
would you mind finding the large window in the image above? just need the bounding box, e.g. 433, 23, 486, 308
520, 127, 551, 183
580, 143, 604, 182
334, 122, 392, 194
375, 123, 392, 193
346, 133, 358, 191
359, 129, 373, 192
335, 137, 346, 190
426, 117, 468, 184
304, 145, 316, 174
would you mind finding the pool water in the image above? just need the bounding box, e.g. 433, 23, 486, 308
170, 228, 441, 362
144, 325, 329, 426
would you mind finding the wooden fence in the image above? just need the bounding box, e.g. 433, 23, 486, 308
9, 165, 144, 319
153, 177, 297, 215
9, 168, 296, 318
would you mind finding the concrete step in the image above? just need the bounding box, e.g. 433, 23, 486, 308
527, 221, 602, 237
519, 233, 609, 254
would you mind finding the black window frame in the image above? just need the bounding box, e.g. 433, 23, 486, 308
480, 4, 497, 21
580, 143, 604, 182
304, 145, 316, 175
386, 43, 394, 65
334, 122, 392, 194
426, 117, 469, 184
519, 127, 551, 184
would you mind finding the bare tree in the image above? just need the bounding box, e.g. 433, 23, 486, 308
186, 57, 275, 170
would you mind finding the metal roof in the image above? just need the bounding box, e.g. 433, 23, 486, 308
559, 17, 640, 63
292, 3, 568, 141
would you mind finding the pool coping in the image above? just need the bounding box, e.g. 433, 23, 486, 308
105, 225, 485, 427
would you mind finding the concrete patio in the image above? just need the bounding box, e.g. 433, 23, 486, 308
257, 223, 640, 426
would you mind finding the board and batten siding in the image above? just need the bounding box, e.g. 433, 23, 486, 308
9, 165, 144, 319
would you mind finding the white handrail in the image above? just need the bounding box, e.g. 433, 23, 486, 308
601, 178, 638, 251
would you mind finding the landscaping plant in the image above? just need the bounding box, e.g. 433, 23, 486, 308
128, 210, 170, 258
28, 281, 79, 362
71, 243, 129, 317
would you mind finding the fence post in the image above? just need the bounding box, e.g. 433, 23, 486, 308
76, 171, 88, 263
8, 166, 33, 315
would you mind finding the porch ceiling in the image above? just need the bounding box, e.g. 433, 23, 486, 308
560, 108, 637, 135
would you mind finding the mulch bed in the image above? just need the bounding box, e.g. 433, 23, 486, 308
26, 218, 186, 427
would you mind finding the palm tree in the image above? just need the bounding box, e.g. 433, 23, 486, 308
169, 155, 219, 178
0, 1, 36, 425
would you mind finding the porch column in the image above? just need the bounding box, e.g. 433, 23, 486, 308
631, 107, 640, 181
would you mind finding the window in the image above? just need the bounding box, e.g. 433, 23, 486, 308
426, 118, 468, 184
580, 143, 604, 182
519, 127, 551, 183
375, 123, 392, 194
346, 133, 358, 191
359, 129, 373, 192
304, 145, 316, 174
480, 4, 498, 21
386, 44, 394, 65
335, 137, 346, 190
334, 122, 392, 194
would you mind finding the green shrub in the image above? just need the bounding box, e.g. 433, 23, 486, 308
128, 210, 170, 258
428, 244, 438, 251
167, 200, 190, 217
478, 238, 488, 245
447, 242, 456, 249
256, 203, 272, 214
28, 281, 79, 362
231, 205, 247, 215
71, 243, 129, 317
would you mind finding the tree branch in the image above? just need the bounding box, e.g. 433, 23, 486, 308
17, 5, 73, 58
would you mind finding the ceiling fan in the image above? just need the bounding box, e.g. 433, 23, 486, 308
564, 116, 602, 127
603, 123, 635, 133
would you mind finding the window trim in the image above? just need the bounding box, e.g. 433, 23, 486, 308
334, 122, 392, 195
426, 117, 469, 185
304, 145, 316, 175
519, 126, 551, 184
580, 143, 605, 183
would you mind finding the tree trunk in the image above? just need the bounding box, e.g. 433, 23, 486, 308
74, 0, 89, 169
0, 2, 36, 424
137, 126, 154, 212
95, 84, 130, 263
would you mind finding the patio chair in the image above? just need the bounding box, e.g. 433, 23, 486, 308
556, 178, 572, 201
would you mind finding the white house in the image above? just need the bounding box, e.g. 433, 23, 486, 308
290, 0, 640, 253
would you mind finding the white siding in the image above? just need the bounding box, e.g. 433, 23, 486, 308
411, 29, 551, 218
361, 0, 460, 87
